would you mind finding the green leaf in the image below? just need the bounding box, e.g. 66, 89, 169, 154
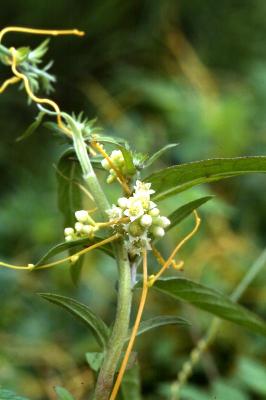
0, 390, 30, 400
236, 357, 266, 395
145, 156, 266, 201
126, 316, 189, 341
167, 196, 213, 231
39, 293, 109, 348
86, 352, 105, 372
145, 143, 178, 167
16, 111, 45, 142
55, 386, 75, 400
34, 235, 114, 267
151, 278, 266, 336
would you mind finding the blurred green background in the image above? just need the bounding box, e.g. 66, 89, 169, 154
1, 1, 266, 399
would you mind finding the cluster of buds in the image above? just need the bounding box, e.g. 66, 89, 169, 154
64, 210, 98, 242
107, 180, 170, 256
101, 150, 126, 184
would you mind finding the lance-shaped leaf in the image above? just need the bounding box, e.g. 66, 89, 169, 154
39, 293, 109, 348
166, 196, 213, 231
126, 315, 189, 341
145, 156, 266, 201
151, 278, 266, 336
0, 390, 30, 400
16, 111, 45, 142
145, 143, 178, 167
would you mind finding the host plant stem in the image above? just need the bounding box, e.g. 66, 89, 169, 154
69, 117, 132, 399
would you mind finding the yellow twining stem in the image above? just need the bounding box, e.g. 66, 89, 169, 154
149, 211, 201, 286
9, 47, 72, 136
0, 234, 120, 272
110, 248, 149, 400
152, 244, 182, 270
91, 141, 131, 195
0, 26, 84, 43
0, 76, 21, 93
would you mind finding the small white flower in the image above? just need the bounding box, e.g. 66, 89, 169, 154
106, 205, 123, 220
140, 214, 153, 227
117, 197, 128, 209
151, 226, 165, 238
124, 198, 145, 221
134, 180, 155, 196
75, 210, 89, 223
75, 222, 84, 232
64, 227, 74, 236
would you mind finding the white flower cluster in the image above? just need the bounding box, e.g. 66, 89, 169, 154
107, 180, 170, 256
64, 210, 98, 242
101, 150, 126, 183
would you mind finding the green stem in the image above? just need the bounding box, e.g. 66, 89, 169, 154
68, 116, 132, 399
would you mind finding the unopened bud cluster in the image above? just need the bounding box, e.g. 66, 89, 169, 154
64, 210, 98, 241
107, 180, 170, 256
101, 150, 126, 183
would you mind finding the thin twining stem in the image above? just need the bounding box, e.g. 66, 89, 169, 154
109, 248, 149, 400
9, 47, 71, 137
91, 141, 131, 195
0, 234, 120, 271
0, 76, 21, 93
149, 211, 201, 286
152, 244, 184, 271
0, 26, 84, 43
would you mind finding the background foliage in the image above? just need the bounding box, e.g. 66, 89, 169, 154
0, 1, 266, 399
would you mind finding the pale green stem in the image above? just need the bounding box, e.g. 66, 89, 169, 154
171, 248, 266, 400
67, 115, 132, 399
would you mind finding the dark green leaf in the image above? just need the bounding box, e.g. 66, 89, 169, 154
126, 316, 189, 341
16, 111, 45, 142
167, 196, 213, 231
145, 156, 266, 201
145, 143, 178, 167
86, 352, 105, 372
55, 386, 75, 400
0, 390, 29, 400
152, 278, 266, 336
39, 293, 109, 348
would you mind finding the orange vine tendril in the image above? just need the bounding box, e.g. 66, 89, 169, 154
148, 210, 201, 286
9, 47, 72, 137
0, 234, 120, 271
91, 141, 131, 195
0, 26, 84, 43
110, 248, 149, 400
0, 75, 21, 93
152, 244, 183, 270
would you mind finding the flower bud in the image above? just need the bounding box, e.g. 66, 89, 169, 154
82, 224, 94, 235
101, 158, 111, 170
128, 221, 145, 237
151, 226, 165, 238
149, 208, 160, 217
75, 210, 89, 223
75, 222, 84, 232
140, 214, 153, 227
107, 174, 116, 184
65, 235, 73, 242
64, 227, 74, 236
160, 216, 171, 228
117, 197, 128, 209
